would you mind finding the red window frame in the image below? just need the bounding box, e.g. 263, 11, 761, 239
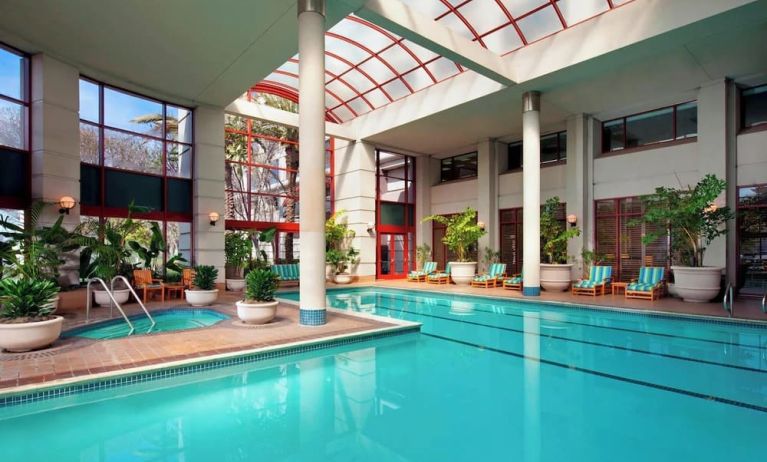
0, 42, 31, 210
376, 150, 416, 279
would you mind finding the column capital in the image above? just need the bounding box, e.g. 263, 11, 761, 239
298, 0, 325, 16
522, 91, 540, 113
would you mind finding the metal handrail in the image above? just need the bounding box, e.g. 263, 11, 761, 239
761, 290, 766, 314
111, 276, 156, 332
86, 278, 135, 335
722, 283, 734, 318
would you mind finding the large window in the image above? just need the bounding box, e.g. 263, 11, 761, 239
507, 131, 567, 170
0, 43, 29, 209
377, 151, 415, 278
741, 84, 767, 130
737, 184, 767, 296
602, 101, 697, 153
79, 77, 193, 265
440, 152, 477, 182
499, 203, 566, 275
595, 197, 669, 282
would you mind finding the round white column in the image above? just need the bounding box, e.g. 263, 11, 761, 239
522, 91, 541, 296
298, 0, 327, 325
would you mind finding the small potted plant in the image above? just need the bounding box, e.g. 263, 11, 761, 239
422, 208, 486, 285
415, 244, 431, 271
540, 197, 581, 291
325, 211, 358, 283
236, 268, 279, 324
332, 247, 360, 284
0, 278, 62, 352
185, 265, 219, 306
224, 231, 252, 291
637, 174, 733, 302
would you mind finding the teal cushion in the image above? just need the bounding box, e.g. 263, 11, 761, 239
504, 276, 522, 284
574, 280, 603, 288
627, 282, 658, 291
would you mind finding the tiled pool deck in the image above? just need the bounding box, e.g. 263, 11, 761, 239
1, 280, 764, 394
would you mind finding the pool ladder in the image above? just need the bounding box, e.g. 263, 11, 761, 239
85, 276, 156, 335
722, 283, 734, 318
761, 289, 766, 314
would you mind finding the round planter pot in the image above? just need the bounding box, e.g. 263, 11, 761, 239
185, 289, 219, 307
449, 262, 477, 286
540, 264, 574, 292
226, 278, 246, 291
326, 264, 336, 282
671, 266, 723, 303
236, 300, 278, 324
334, 273, 353, 284
93, 289, 130, 307
0, 316, 64, 352
667, 283, 679, 298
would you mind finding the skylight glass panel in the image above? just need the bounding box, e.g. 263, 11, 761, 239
382, 79, 410, 101
516, 5, 563, 43
557, 0, 609, 25
437, 13, 478, 41
326, 79, 358, 102
346, 96, 372, 116
500, 0, 549, 18
359, 58, 397, 83
398, 0, 448, 18
426, 57, 461, 81
325, 36, 369, 64
457, 0, 508, 35
325, 55, 351, 76
330, 18, 394, 53
338, 68, 376, 93
279, 61, 299, 75
482, 24, 524, 54
402, 68, 433, 92
325, 92, 341, 108
363, 88, 391, 108
378, 45, 419, 71
331, 105, 354, 122
400, 40, 439, 64
266, 72, 298, 89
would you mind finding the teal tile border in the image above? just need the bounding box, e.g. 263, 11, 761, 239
0, 325, 420, 409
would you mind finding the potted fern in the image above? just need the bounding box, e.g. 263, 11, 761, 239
422, 207, 486, 285
540, 197, 581, 291
224, 232, 252, 291
185, 265, 219, 306
0, 279, 61, 352
637, 174, 733, 302
236, 268, 279, 324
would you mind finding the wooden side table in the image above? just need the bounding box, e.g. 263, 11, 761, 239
612, 282, 628, 296
165, 284, 184, 300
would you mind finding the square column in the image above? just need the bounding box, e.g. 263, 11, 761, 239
193, 105, 226, 282
415, 152, 433, 251
564, 114, 593, 279
477, 139, 498, 258
522, 91, 541, 296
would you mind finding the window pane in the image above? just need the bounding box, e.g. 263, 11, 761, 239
540, 133, 559, 163
167, 143, 192, 178
676, 102, 697, 139
104, 170, 163, 211
225, 131, 248, 162
558, 132, 567, 160
80, 122, 99, 164
104, 128, 163, 175
80, 164, 101, 206
249, 167, 299, 198
0, 147, 26, 199
0, 48, 24, 100
167, 178, 192, 215
166, 221, 192, 264
626, 107, 673, 147
104, 87, 163, 136
508, 142, 522, 170
743, 85, 767, 128
225, 191, 249, 220
166, 105, 193, 143
79, 79, 100, 123
251, 138, 299, 170
453, 152, 477, 179
381, 202, 406, 226
602, 119, 624, 152
440, 158, 454, 182
0, 99, 24, 149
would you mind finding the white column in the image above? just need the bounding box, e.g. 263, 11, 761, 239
298, 0, 327, 325
30, 54, 80, 228
477, 139, 498, 261
415, 153, 433, 251
565, 114, 591, 280
522, 92, 541, 296
193, 106, 226, 283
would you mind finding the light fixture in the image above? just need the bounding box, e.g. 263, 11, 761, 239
567, 214, 577, 226
705, 203, 718, 213
58, 196, 76, 215
209, 212, 220, 226
477, 221, 486, 230
367, 221, 375, 233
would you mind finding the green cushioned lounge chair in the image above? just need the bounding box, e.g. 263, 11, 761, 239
427, 263, 452, 285
408, 261, 437, 282
502, 271, 523, 291
572, 265, 612, 296
471, 263, 507, 288
272, 263, 300, 286
625, 267, 665, 300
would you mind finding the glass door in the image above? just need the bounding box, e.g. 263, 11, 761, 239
738, 185, 767, 296
376, 150, 415, 279
378, 233, 411, 278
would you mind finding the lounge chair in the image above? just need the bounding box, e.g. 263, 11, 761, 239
572, 265, 612, 296
181, 268, 195, 290
626, 267, 665, 300
133, 268, 164, 303
272, 263, 300, 286
427, 263, 452, 285
408, 261, 437, 282
502, 272, 523, 291
471, 263, 507, 288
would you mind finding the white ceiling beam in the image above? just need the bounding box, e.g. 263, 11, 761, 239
226, 98, 357, 141
354, 0, 516, 86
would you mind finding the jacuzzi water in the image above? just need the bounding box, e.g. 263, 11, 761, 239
1, 287, 765, 461
62, 308, 229, 339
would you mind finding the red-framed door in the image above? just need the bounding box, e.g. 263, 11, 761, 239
377, 231, 413, 279
375, 150, 416, 279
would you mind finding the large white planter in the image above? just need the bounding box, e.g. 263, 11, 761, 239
185, 289, 219, 307
540, 264, 574, 292
0, 316, 64, 352
236, 300, 278, 324
326, 264, 336, 282
671, 266, 723, 303
449, 262, 477, 286
334, 273, 352, 284
93, 289, 130, 307
226, 278, 245, 291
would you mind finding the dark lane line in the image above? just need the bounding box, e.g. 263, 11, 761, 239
422, 332, 767, 414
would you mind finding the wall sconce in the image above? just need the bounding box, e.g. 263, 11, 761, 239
58, 196, 76, 215
366, 222, 375, 233
477, 221, 486, 230
209, 212, 220, 226
705, 203, 718, 213
567, 214, 577, 227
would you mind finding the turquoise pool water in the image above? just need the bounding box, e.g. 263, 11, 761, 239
62, 309, 229, 339
1, 287, 766, 461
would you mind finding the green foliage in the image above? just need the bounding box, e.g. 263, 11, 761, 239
165, 254, 188, 274
325, 211, 358, 273
638, 174, 733, 267
580, 249, 605, 277
225, 232, 253, 277
76, 212, 144, 281
164, 269, 182, 283
128, 221, 165, 271
482, 247, 501, 270
193, 265, 218, 291
541, 197, 581, 264
0, 279, 59, 319
244, 268, 279, 302
416, 244, 431, 269
422, 208, 486, 262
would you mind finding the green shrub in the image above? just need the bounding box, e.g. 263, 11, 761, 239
0, 279, 59, 319
193, 265, 218, 291
225, 232, 252, 277
244, 268, 279, 302
541, 197, 581, 264
422, 208, 486, 262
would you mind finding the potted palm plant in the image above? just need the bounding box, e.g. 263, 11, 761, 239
540, 197, 581, 291
0, 278, 61, 352
236, 268, 279, 324
637, 174, 733, 302
185, 265, 219, 306
422, 208, 486, 285
326, 211, 358, 283
224, 231, 252, 291
415, 244, 431, 271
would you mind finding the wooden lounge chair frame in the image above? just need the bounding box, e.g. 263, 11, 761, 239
133, 268, 164, 303
572, 266, 612, 297
502, 273, 523, 291
470, 263, 507, 288
426, 264, 452, 285
408, 261, 437, 282
625, 267, 665, 301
